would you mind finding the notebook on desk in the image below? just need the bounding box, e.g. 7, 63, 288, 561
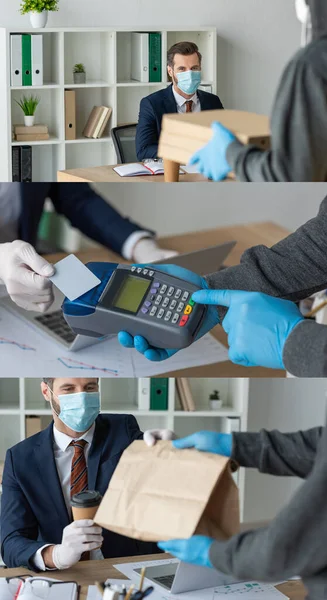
114, 160, 184, 177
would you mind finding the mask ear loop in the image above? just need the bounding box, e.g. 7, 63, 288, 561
301, 3, 312, 47
47, 386, 60, 417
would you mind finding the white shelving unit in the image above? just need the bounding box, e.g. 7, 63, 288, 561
0, 27, 217, 182
0, 377, 247, 518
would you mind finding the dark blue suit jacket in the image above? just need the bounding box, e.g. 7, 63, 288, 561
0, 414, 158, 569
135, 84, 224, 161
18, 183, 151, 254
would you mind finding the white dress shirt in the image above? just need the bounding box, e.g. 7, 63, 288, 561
0, 182, 150, 259
33, 423, 103, 570
172, 87, 201, 114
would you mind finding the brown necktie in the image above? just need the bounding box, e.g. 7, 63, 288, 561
70, 440, 90, 560
70, 440, 88, 497
185, 100, 193, 113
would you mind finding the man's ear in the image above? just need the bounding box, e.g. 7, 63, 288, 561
167, 65, 173, 80
41, 382, 50, 403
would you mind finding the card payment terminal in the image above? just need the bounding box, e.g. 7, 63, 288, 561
62, 262, 207, 349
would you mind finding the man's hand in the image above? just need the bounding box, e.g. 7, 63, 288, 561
189, 122, 235, 181
0, 240, 55, 312
132, 238, 178, 263
173, 431, 232, 456
52, 520, 103, 570
118, 264, 219, 361
144, 429, 177, 446
158, 536, 214, 568
193, 289, 304, 369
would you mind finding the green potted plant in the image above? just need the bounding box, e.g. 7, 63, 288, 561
19, 0, 59, 28
73, 63, 86, 84
15, 95, 40, 126
209, 390, 222, 410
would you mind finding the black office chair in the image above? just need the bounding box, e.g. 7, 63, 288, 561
111, 123, 138, 164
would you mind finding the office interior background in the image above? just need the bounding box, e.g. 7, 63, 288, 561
1, 0, 301, 116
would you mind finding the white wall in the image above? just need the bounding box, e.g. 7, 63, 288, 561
1, 0, 301, 114
91, 183, 327, 237
243, 379, 327, 522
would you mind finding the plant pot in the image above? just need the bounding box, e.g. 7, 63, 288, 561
210, 399, 223, 410
24, 115, 35, 126
29, 10, 48, 28
73, 72, 86, 84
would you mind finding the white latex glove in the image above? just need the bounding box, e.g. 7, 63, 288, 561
144, 429, 177, 447
52, 519, 103, 570
0, 240, 55, 312
132, 238, 178, 264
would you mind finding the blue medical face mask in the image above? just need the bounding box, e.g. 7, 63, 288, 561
176, 70, 201, 95
51, 390, 100, 432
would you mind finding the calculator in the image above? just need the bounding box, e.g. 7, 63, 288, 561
62, 262, 207, 349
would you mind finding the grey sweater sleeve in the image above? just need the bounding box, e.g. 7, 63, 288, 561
225, 39, 327, 182
205, 195, 327, 303
209, 425, 327, 583
232, 427, 323, 478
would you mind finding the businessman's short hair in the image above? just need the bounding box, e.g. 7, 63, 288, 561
167, 41, 202, 68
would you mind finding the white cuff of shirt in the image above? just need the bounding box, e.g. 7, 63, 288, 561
121, 231, 153, 261
33, 545, 56, 571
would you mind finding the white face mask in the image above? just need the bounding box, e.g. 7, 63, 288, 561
295, 0, 312, 46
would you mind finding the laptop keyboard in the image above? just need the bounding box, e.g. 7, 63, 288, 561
153, 575, 175, 588
35, 310, 76, 344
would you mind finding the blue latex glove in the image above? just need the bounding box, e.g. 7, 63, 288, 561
192, 289, 304, 369
158, 536, 214, 568
189, 122, 236, 181
118, 264, 219, 362
173, 431, 232, 456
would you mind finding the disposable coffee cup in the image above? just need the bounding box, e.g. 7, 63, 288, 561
71, 490, 102, 522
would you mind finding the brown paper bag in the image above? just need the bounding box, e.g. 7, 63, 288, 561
94, 440, 240, 542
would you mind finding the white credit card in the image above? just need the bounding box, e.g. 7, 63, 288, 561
50, 254, 101, 301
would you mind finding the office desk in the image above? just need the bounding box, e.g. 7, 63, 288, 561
0, 554, 306, 600
57, 164, 211, 183
44, 221, 288, 378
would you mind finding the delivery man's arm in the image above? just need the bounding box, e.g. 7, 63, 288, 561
226, 41, 327, 182
232, 426, 323, 478
205, 195, 327, 304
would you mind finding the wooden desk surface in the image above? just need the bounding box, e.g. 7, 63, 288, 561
45, 221, 289, 378
0, 554, 306, 600
57, 165, 211, 183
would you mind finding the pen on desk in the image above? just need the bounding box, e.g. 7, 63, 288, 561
305, 299, 327, 318
131, 585, 154, 600
139, 567, 146, 591
125, 584, 135, 600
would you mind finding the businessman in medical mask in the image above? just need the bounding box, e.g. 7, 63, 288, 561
136, 41, 224, 160
190, 0, 327, 182
0, 378, 159, 571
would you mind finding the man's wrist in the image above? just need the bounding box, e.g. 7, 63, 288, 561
42, 545, 56, 569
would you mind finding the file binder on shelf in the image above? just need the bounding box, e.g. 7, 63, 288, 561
64, 90, 76, 140
150, 378, 168, 410
22, 34, 32, 86
131, 32, 149, 82
149, 33, 161, 82
10, 34, 22, 87
31, 34, 43, 86
137, 378, 150, 410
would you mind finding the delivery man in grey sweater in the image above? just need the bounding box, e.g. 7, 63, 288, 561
145, 426, 327, 600
119, 193, 327, 377
189, 0, 327, 181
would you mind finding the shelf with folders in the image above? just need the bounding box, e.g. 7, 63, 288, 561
0, 26, 217, 181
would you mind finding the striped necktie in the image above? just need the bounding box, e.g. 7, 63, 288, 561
185, 100, 193, 113
70, 440, 88, 498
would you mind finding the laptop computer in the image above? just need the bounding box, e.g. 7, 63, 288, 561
134, 560, 238, 594
0, 240, 235, 351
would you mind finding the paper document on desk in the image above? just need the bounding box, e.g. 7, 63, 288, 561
0, 302, 228, 376
213, 581, 288, 598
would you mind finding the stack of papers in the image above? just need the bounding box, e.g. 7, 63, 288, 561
0, 577, 78, 600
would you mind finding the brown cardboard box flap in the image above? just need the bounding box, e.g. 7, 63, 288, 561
95, 440, 240, 542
